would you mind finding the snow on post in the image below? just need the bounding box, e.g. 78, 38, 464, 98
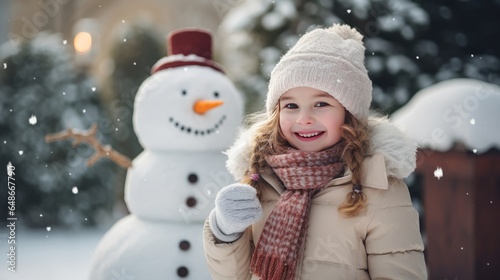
391, 78, 500, 154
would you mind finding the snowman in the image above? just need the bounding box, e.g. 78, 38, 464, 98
89, 28, 243, 280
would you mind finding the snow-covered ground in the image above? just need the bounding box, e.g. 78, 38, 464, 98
0, 223, 112, 280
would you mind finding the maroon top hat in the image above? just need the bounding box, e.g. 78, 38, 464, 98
151, 28, 224, 74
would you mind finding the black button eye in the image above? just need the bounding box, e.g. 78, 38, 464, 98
181, 90, 187, 96
214, 91, 219, 98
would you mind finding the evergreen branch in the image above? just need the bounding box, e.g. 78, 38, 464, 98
44, 123, 132, 169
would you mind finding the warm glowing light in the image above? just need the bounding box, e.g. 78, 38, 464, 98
74, 32, 92, 54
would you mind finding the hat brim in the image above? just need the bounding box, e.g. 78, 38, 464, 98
151, 55, 224, 74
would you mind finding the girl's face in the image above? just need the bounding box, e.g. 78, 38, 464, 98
279, 87, 346, 152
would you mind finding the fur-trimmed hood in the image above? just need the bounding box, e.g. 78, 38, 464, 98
225, 114, 417, 182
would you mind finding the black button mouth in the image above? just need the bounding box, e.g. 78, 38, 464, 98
168, 115, 226, 136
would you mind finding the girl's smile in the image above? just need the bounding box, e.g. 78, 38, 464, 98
295, 131, 324, 140
279, 87, 346, 152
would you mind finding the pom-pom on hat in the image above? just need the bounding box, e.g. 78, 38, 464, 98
266, 24, 372, 119
151, 28, 224, 74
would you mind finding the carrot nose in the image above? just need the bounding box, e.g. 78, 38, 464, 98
193, 100, 224, 115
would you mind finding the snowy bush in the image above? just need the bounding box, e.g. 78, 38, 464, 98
0, 32, 115, 228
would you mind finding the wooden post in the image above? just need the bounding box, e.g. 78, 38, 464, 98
416, 148, 500, 279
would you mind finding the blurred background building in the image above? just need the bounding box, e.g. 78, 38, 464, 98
5, 0, 225, 91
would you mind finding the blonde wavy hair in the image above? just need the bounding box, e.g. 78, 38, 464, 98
241, 105, 370, 217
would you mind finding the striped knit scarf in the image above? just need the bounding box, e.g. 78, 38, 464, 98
250, 143, 345, 280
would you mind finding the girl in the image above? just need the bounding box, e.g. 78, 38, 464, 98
203, 24, 427, 279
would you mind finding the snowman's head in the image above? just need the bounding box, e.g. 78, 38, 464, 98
133, 65, 243, 151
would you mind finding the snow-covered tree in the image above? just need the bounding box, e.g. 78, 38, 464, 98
0, 32, 115, 228
219, 0, 500, 114
100, 21, 165, 206
103, 20, 165, 160
417, 0, 500, 96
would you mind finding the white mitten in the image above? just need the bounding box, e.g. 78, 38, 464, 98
209, 183, 262, 243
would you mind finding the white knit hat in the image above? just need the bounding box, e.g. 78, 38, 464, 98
266, 24, 372, 119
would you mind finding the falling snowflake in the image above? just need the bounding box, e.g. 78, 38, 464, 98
473, 149, 477, 153
470, 118, 475, 125
46, 227, 51, 232
18, 150, 24, 156
347, 9, 352, 14
3, 63, 6, 69
91, 87, 96, 92
82, 109, 86, 113
29, 115, 37, 125
63, 40, 67, 45
434, 167, 443, 180
72, 186, 79, 194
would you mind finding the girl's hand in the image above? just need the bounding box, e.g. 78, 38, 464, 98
209, 184, 262, 243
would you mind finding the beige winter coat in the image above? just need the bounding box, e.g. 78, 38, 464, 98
203, 117, 428, 279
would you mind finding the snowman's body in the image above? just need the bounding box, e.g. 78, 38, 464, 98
125, 151, 232, 223
89, 59, 243, 279
89, 215, 209, 279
